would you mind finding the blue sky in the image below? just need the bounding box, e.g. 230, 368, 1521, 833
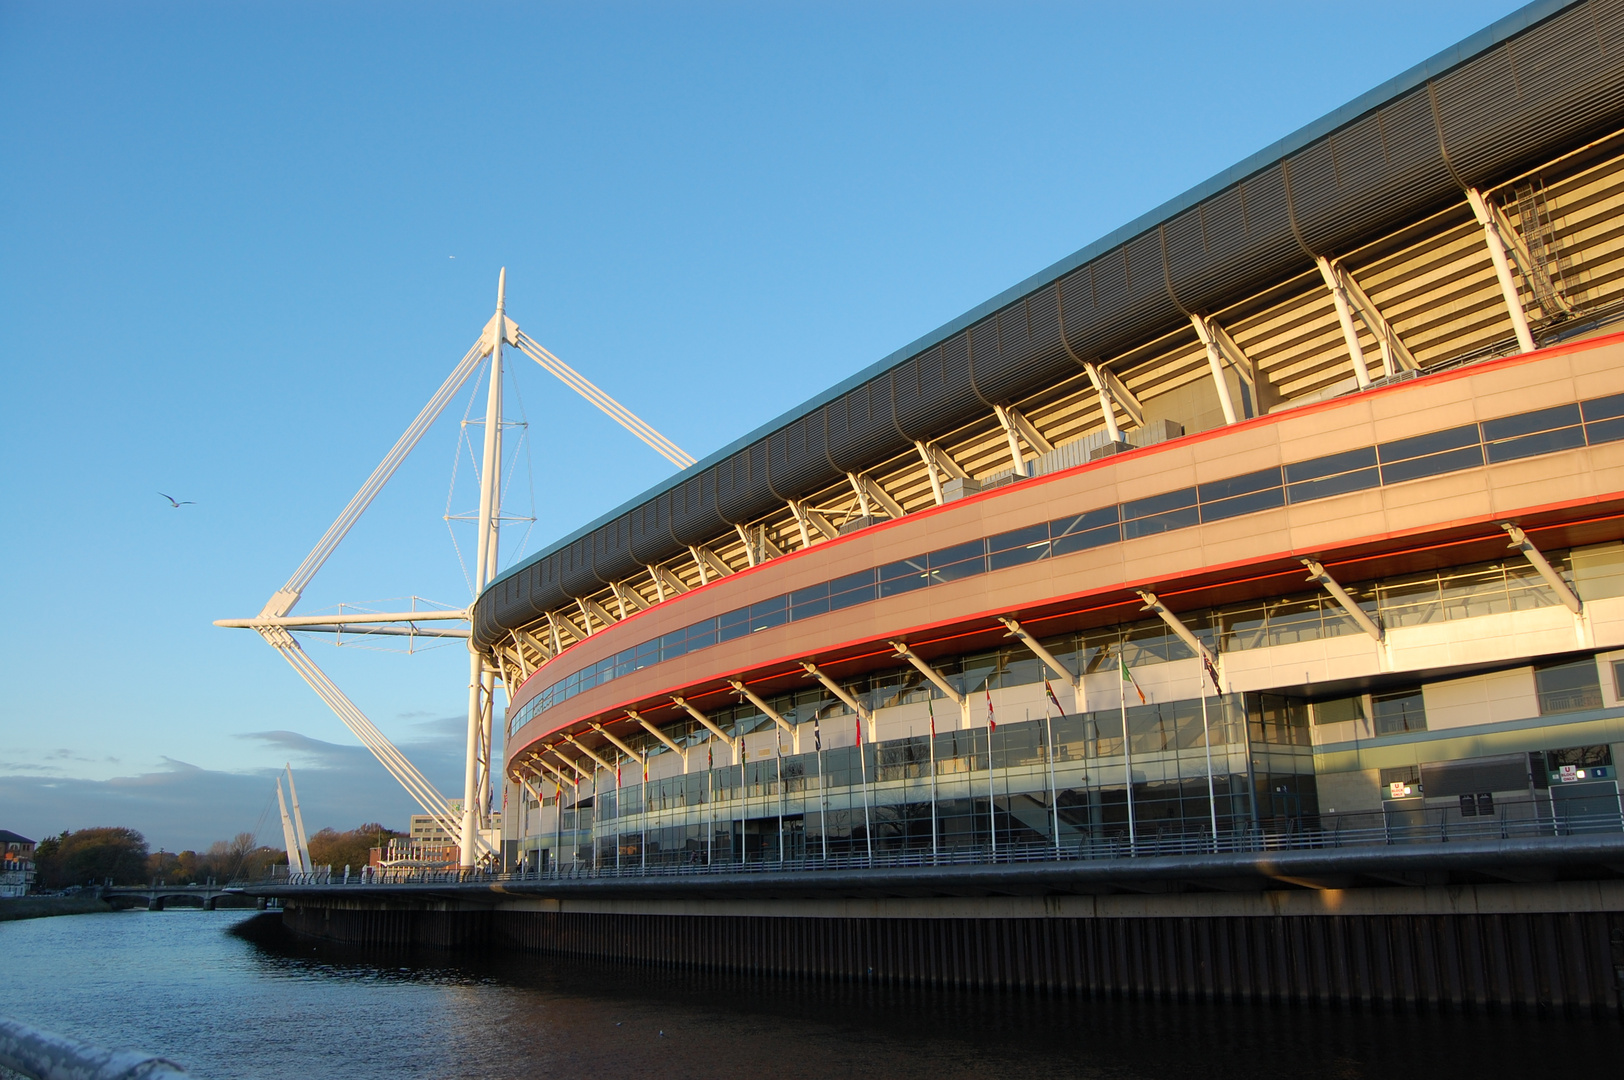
0, 0, 1528, 850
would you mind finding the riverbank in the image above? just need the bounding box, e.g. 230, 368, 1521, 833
0, 895, 112, 922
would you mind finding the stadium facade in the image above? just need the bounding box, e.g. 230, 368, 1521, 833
263, 1, 1624, 1013
485, 0, 1624, 874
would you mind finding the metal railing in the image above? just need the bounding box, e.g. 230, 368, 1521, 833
0, 1016, 189, 1080
265, 794, 1624, 888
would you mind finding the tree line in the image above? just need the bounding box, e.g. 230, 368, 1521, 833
28, 823, 406, 890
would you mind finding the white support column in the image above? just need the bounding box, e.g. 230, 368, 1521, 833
1337, 264, 1418, 376
734, 522, 759, 567
728, 678, 798, 751
689, 544, 733, 584
1502, 523, 1582, 614
672, 695, 736, 763
1189, 315, 1240, 425
545, 747, 590, 782
1468, 188, 1538, 355
1301, 558, 1384, 641
610, 581, 650, 615
1004, 406, 1054, 455
1135, 591, 1216, 666
648, 563, 689, 602
913, 442, 946, 506
993, 404, 1030, 476
847, 472, 904, 520
577, 595, 618, 630
995, 618, 1085, 712
1315, 257, 1372, 389
462, 269, 507, 868
1082, 363, 1123, 443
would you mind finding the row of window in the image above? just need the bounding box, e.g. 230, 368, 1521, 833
1311, 657, 1608, 736
511, 392, 1624, 729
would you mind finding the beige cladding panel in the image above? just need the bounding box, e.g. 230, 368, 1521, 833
509, 346, 1624, 734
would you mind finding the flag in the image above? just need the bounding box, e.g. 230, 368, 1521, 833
985, 688, 996, 732
616, 762, 622, 788
855, 711, 863, 746
1202, 651, 1221, 690
814, 716, 822, 752
1119, 655, 1146, 704
927, 696, 936, 738
1044, 677, 1065, 717
707, 743, 713, 770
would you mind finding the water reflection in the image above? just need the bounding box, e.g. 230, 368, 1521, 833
0, 909, 1617, 1080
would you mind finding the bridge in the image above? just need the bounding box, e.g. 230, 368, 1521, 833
102, 882, 252, 911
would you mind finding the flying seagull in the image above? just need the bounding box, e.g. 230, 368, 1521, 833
158, 492, 194, 508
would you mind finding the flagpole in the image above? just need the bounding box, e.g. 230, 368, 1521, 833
641, 757, 648, 873
985, 689, 997, 858
1201, 656, 1220, 852
776, 732, 785, 863
928, 697, 939, 861
815, 715, 828, 861
707, 741, 715, 867
615, 758, 622, 872
858, 711, 874, 862
1044, 682, 1060, 857
1120, 657, 1137, 856
552, 780, 562, 875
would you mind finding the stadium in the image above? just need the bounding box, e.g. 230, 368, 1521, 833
484, 0, 1624, 874
263, 0, 1624, 1010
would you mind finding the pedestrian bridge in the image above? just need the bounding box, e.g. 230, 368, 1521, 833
102, 883, 250, 911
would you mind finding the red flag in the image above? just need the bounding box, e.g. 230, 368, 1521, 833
927, 696, 937, 738
985, 688, 996, 732
855, 711, 864, 746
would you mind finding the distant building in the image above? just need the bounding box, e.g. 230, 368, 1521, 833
391, 809, 501, 868
1, 831, 37, 898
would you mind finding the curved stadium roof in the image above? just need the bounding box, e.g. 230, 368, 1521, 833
474, 0, 1624, 650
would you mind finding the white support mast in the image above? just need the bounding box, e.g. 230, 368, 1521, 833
462, 269, 509, 868
284, 764, 314, 874
275, 776, 305, 876
219, 267, 694, 873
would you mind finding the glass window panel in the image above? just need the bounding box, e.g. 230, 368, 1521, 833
1485, 425, 1585, 463
1481, 404, 1581, 442
987, 522, 1050, 554
928, 540, 987, 571
930, 554, 987, 584
1051, 523, 1121, 556
1378, 424, 1480, 464
1312, 696, 1365, 725
1121, 504, 1200, 539
1378, 444, 1484, 484
1581, 392, 1624, 422
1284, 446, 1377, 484
1220, 605, 1267, 651
1535, 658, 1602, 714
1439, 565, 1510, 619
1122, 487, 1197, 522
1585, 416, 1624, 445
718, 607, 750, 641
1198, 466, 1283, 504
1200, 486, 1285, 522
1263, 597, 1324, 646
789, 594, 829, 620
747, 594, 787, 633
877, 558, 928, 597
1371, 689, 1426, 735
1286, 467, 1380, 504
791, 581, 828, 606
989, 537, 1052, 570
685, 620, 717, 650
1053, 505, 1119, 536
827, 569, 876, 610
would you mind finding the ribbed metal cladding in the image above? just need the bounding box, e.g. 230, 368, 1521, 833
278, 903, 1624, 1014
472, 0, 1624, 650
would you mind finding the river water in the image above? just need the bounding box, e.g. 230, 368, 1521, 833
0, 908, 1618, 1079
